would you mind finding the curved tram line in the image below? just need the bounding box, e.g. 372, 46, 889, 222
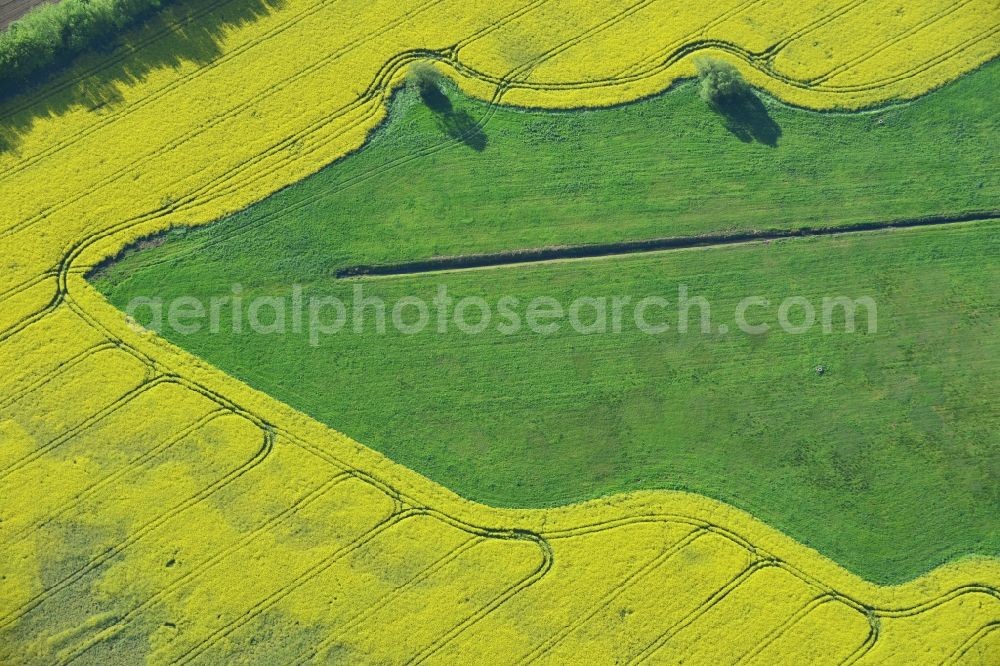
0, 1, 998, 661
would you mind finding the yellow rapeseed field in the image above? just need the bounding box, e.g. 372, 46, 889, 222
1, 0, 998, 662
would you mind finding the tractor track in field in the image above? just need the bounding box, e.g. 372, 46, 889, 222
0, 420, 275, 632
1, 1, 999, 661
0, 0, 338, 185
4, 0, 990, 250
946, 621, 1000, 664
336, 209, 1000, 279
54, 471, 358, 665
0, 0, 645, 335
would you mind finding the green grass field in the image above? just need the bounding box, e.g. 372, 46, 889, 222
93, 62, 1000, 584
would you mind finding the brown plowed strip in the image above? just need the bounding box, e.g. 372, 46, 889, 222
1, 0, 57, 30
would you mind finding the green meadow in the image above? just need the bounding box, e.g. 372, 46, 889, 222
94, 62, 1000, 583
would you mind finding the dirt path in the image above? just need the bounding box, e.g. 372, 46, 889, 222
337, 210, 999, 278
1, 0, 57, 30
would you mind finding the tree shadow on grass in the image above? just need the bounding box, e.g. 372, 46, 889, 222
418, 80, 488, 152
0, 0, 284, 154
418, 81, 452, 114
711, 89, 782, 147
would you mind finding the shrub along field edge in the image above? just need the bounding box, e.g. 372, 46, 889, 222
0, 0, 179, 95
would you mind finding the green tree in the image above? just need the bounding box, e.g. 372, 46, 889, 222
406, 62, 442, 96
696, 57, 750, 107
0, 0, 173, 94
694, 57, 780, 146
